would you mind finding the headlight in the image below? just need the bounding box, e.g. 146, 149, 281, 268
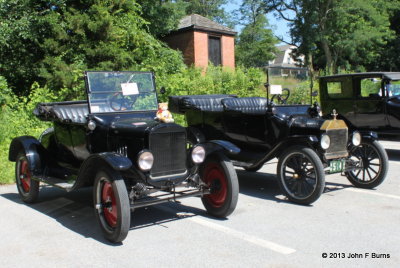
191, 145, 206, 164
320, 134, 331, 150
352, 131, 361, 146
137, 151, 154, 171
87, 120, 96, 130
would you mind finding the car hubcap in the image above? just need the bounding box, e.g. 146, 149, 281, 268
204, 163, 227, 208
19, 160, 31, 193
283, 153, 317, 199
101, 181, 117, 228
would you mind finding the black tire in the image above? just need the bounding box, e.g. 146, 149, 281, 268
277, 146, 325, 205
93, 168, 131, 243
200, 153, 239, 218
244, 163, 264, 172
15, 152, 40, 203
345, 140, 388, 189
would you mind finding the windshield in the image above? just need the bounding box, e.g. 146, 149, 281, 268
86, 71, 158, 113
387, 80, 400, 97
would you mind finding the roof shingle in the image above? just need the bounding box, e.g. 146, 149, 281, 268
177, 14, 236, 35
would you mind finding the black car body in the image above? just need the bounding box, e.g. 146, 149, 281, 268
319, 72, 400, 140
169, 93, 388, 204
9, 71, 239, 243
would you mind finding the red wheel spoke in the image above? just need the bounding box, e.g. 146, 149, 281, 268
102, 181, 117, 228
19, 160, 31, 193
203, 163, 227, 208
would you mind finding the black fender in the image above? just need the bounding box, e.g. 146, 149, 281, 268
276, 135, 319, 152
200, 140, 240, 157
187, 126, 206, 144
358, 131, 378, 143
259, 135, 319, 164
187, 127, 240, 155
74, 152, 133, 188
9, 136, 46, 175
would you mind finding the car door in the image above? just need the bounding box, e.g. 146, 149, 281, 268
320, 76, 356, 125
222, 113, 247, 143
353, 76, 388, 129
385, 80, 400, 129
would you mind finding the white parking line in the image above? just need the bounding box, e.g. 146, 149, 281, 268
189, 216, 296, 255
164, 207, 296, 255
345, 188, 400, 200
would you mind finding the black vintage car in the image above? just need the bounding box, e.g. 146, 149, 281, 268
8, 71, 239, 243
319, 72, 400, 139
169, 91, 388, 205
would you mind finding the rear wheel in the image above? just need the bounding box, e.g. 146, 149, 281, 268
277, 146, 325, 205
15, 152, 39, 203
345, 140, 388, 189
200, 153, 239, 218
94, 168, 130, 243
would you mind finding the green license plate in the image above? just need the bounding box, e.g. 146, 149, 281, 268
330, 159, 345, 173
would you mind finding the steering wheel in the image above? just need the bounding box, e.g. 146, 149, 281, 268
271, 88, 291, 104
109, 92, 137, 111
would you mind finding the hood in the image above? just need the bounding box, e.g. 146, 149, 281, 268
110, 117, 160, 137
289, 116, 326, 130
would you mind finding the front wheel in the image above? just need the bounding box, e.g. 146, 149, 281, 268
15, 152, 40, 203
93, 168, 131, 243
345, 140, 388, 189
277, 146, 325, 205
200, 153, 239, 218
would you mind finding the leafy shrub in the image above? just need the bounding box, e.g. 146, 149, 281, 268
0, 77, 82, 184
158, 65, 266, 99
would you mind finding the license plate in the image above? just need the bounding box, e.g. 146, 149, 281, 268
330, 159, 345, 173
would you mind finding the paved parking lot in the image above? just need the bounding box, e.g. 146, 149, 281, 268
1, 141, 399, 268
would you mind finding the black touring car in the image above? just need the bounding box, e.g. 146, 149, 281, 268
169, 87, 388, 205
9, 71, 239, 243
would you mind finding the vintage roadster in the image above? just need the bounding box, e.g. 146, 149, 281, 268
8, 71, 239, 243
169, 90, 388, 205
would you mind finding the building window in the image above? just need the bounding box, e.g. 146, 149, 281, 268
208, 36, 221, 66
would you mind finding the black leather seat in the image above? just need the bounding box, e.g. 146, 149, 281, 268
52, 103, 89, 124
222, 97, 268, 115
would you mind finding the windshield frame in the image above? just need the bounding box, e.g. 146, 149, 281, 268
84, 71, 159, 114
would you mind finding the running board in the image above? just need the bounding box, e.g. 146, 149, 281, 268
33, 176, 75, 192
232, 160, 254, 168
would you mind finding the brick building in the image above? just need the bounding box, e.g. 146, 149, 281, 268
163, 14, 236, 68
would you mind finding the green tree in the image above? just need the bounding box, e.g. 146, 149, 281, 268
265, 0, 395, 73
183, 0, 233, 26
136, 0, 187, 37
0, 0, 184, 95
235, 0, 278, 68
370, 4, 400, 71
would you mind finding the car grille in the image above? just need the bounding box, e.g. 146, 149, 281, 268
325, 128, 348, 159
149, 128, 187, 178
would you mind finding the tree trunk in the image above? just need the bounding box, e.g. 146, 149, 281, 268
321, 39, 333, 73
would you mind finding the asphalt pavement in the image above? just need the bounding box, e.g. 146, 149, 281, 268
0, 141, 399, 268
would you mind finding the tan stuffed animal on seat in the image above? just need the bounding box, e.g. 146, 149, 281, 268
156, 102, 174, 123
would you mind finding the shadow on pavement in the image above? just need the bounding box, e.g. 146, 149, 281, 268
0, 185, 218, 245
236, 170, 306, 206
236, 169, 356, 203
385, 148, 400, 161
